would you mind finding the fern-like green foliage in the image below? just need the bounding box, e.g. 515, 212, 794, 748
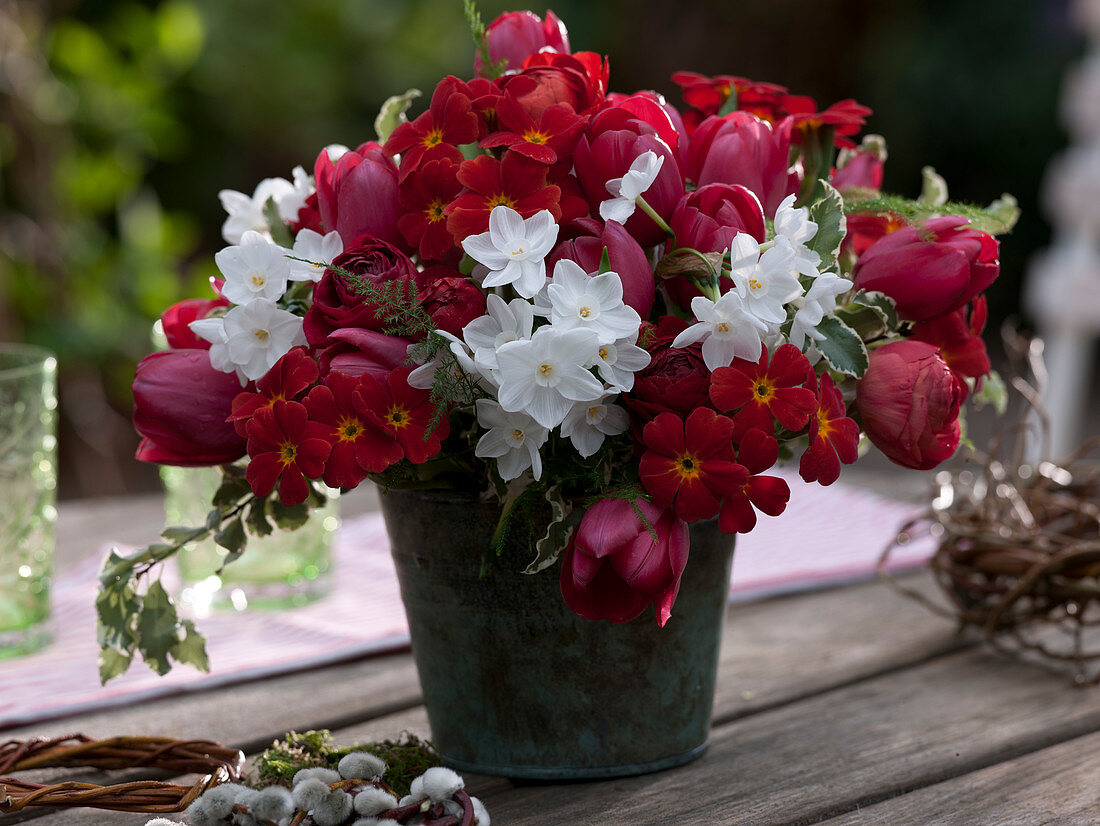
464, 0, 507, 78
844, 192, 1018, 236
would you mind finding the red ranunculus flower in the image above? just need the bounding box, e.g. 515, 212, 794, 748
624, 317, 711, 438
686, 113, 800, 216
245, 400, 331, 506
355, 367, 449, 464
547, 217, 655, 318
799, 372, 860, 486
303, 236, 423, 347
560, 497, 690, 627
317, 329, 413, 380
481, 95, 587, 165
228, 346, 319, 436
133, 349, 246, 467
418, 267, 487, 337
384, 77, 480, 182
852, 217, 1000, 322
573, 107, 684, 248
910, 296, 991, 383
397, 158, 464, 262
509, 51, 607, 117
709, 344, 818, 438
160, 296, 229, 350
639, 408, 743, 523
304, 371, 403, 487
475, 9, 570, 76
856, 340, 965, 471
444, 152, 562, 242
314, 143, 403, 249
717, 428, 790, 534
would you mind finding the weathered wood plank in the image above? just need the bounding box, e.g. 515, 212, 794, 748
820, 729, 1100, 826
472, 649, 1100, 825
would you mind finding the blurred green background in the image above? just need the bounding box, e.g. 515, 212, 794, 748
0, 0, 1081, 498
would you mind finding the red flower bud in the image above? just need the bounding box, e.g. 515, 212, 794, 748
475, 10, 570, 76
160, 296, 228, 350
856, 340, 966, 471
132, 349, 246, 466
560, 497, 690, 627
314, 143, 403, 249
852, 217, 999, 322
418, 268, 487, 337
547, 218, 655, 318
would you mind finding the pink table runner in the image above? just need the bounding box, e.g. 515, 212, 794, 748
0, 471, 934, 729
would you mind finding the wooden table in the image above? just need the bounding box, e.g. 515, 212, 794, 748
4, 490, 1100, 825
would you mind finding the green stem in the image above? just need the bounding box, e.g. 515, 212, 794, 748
635, 195, 674, 238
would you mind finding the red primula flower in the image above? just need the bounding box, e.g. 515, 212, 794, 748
786, 97, 872, 149
718, 428, 791, 534
639, 408, 744, 523
910, 296, 991, 384
444, 152, 562, 242
464, 76, 504, 138
228, 347, 319, 436
709, 344, 818, 438
799, 372, 860, 486
245, 400, 331, 506
355, 367, 449, 464
304, 371, 404, 488
481, 96, 587, 165
671, 71, 788, 132
397, 158, 464, 261
383, 77, 479, 181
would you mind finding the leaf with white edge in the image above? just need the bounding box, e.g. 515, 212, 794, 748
918, 165, 949, 207
524, 486, 574, 574
814, 315, 869, 377
807, 181, 847, 272
972, 370, 1008, 415
98, 648, 133, 684
135, 581, 181, 676
836, 290, 898, 338
214, 516, 246, 555
213, 476, 251, 507
374, 89, 422, 144
161, 524, 204, 544
171, 619, 210, 672
95, 579, 140, 651
852, 289, 898, 329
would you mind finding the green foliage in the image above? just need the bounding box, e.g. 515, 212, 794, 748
95, 465, 331, 682
523, 485, 574, 574
807, 181, 847, 272
835, 289, 898, 340
252, 730, 440, 798
374, 89, 422, 144
813, 315, 869, 377
464, 0, 507, 78
844, 192, 1019, 236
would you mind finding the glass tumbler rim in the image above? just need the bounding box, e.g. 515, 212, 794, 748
0, 343, 57, 382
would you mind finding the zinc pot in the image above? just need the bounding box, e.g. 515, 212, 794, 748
379, 486, 735, 780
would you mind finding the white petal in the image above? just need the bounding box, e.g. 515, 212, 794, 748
599, 197, 635, 224
489, 205, 526, 245
462, 233, 510, 269
671, 322, 709, 349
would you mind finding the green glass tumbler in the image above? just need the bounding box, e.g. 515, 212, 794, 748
161, 465, 337, 614
0, 344, 58, 658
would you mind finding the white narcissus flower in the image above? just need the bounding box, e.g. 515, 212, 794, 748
287, 229, 344, 282
594, 335, 651, 391
560, 396, 629, 457
218, 177, 295, 244
545, 259, 642, 344
461, 206, 558, 299
215, 231, 292, 306
495, 326, 604, 429
474, 399, 549, 481
772, 195, 822, 277
599, 150, 664, 224
406, 332, 486, 390
727, 234, 803, 326
462, 293, 536, 372
789, 273, 853, 350
276, 164, 315, 222
672, 292, 770, 371
190, 299, 305, 384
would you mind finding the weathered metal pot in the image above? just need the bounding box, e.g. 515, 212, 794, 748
379, 486, 735, 780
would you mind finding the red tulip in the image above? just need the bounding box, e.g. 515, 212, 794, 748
573, 108, 684, 248
560, 497, 690, 627
669, 183, 766, 254
316, 328, 413, 381
547, 217, 655, 318
475, 9, 570, 76
852, 217, 1000, 322
686, 113, 800, 216
133, 349, 246, 467
160, 296, 228, 350
314, 142, 403, 249
856, 340, 966, 471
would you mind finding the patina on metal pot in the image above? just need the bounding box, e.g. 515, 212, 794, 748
379, 486, 735, 780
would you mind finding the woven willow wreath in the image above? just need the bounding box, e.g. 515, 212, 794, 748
0, 734, 243, 814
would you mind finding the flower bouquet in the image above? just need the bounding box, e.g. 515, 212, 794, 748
102, 2, 1016, 776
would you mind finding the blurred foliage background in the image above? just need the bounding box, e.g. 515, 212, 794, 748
0, 0, 1082, 498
